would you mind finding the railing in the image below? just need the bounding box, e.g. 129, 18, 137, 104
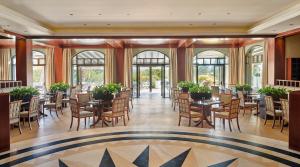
276, 80, 300, 88
0, 80, 22, 93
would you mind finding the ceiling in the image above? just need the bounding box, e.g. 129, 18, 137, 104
1, 0, 300, 36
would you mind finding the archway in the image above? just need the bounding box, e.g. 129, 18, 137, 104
132, 50, 170, 98
246, 45, 264, 90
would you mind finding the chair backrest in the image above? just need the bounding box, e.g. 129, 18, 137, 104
228, 98, 240, 117
171, 87, 179, 99
220, 94, 232, 106
70, 87, 77, 98
265, 96, 275, 112
69, 98, 79, 117
29, 96, 39, 114
280, 99, 289, 121
237, 91, 245, 105
179, 93, 189, 99
174, 89, 180, 99
211, 86, 219, 98
225, 88, 232, 94
178, 98, 190, 114
56, 91, 63, 108
112, 98, 126, 114
120, 91, 129, 105
9, 100, 22, 120
77, 93, 90, 106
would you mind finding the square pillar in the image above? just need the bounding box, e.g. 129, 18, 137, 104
16, 38, 32, 86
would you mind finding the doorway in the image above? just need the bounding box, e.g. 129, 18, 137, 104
132, 51, 170, 98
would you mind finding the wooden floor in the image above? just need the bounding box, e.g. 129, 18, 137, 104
10, 93, 288, 143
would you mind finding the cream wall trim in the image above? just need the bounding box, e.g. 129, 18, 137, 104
53, 27, 248, 36
0, 4, 51, 35
249, 1, 300, 34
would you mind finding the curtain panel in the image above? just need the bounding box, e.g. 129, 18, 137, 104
45, 48, 55, 89
0, 48, 11, 80
237, 47, 246, 85
62, 48, 72, 85
185, 48, 194, 81
228, 48, 238, 87
262, 40, 269, 87
169, 48, 178, 88
124, 48, 133, 88
105, 48, 115, 84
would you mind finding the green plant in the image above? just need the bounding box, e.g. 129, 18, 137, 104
258, 86, 288, 100
178, 81, 196, 90
10, 87, 39, 102
50, 82, 70, 92
189, 84, 211, 94
235, 84, 252, 92
106, 83, 122, 94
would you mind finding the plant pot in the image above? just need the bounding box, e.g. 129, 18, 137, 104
181, 87, 189, 93
190, 92, 211, 101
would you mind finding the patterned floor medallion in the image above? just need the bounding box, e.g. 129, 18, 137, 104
1, 129, 299, 167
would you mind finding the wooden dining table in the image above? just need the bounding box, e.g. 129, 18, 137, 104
191, 100, 221, 128
88, 99, 112, 127
246, 94, 261, 116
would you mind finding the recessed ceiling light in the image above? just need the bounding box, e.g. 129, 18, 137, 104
127, 13, 131, 16
289, 23, 294, 26
198, 12, 202, 15
83, 24, 87, 26
106, 24, 111, 26
189, 23, 193, 26
69, 13, 74, 16
98, 13, 102, 16
6, 25, 10, 27
226, 12, 231, 15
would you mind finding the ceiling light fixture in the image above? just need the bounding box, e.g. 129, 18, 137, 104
289, 23, 294, 26
226, 12, 231, 15
107, 24, 111, 26
127, 13, 131, 16
83, 24, 87, 26
69, 13, 74, 16
98, 13, 102, 16
198, 12, 202, 15
189, 24, 193, 26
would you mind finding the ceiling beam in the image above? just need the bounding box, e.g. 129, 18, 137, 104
0, 4, 52, 35
249, 1, 300, 34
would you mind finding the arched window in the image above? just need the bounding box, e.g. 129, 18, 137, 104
193, 50, 227, 86
72, 50, 105, 91
246, 46, 263, 89
32, 51, 46, 89
132, 50, 170, 98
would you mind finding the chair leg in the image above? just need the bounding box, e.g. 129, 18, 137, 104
112, 118, 115, 127
55, 109, 59, 118
36, 116, 40, 127
228, 119, 232, 132
69, 117, 73, 130
28, 117, 32, 130
18, 121, 22, 134
264, 114, 268, 125
60, 108, 63, 115
77, 118, 80, 131
123, 116, 126, 126
272, 116, 276, 128
102, 117, 104, 127
127, 111, 130, 120
281, 120, 285, 132
236, 117, 241, 132
188, 118, 191, 127
223, 119, 225, 130
178, 116, 181, 126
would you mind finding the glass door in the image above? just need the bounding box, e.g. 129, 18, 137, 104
138, 66, 150, 97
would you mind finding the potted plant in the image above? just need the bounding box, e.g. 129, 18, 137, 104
10, 87, 39, 102
189, 84, 212, 101
178, 81, 195, 93
235, 84, 252, 94
92, 83, 122, 101
50, 82, 70, 93
258, 86, 288, 101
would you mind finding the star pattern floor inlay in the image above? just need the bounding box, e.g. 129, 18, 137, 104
1, 127, 299, 167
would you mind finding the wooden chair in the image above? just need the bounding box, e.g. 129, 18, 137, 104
211, 93, 232, 112
101, 98, 127, 127
237, 91, 257, 116
264, 96, 283, 128
211, 86, 220, 98
62, 86, 77, 106
44, 91, 63, 117
20, 96, 40, 130
9, 100, 22, 134
69, 98, 95, 131
77, 93, 94, 112
120, 90, 130, 120
178, 97, 203, 127
214, 98, 241, 132
172, 89, 181, 110
280, 99, 289, 132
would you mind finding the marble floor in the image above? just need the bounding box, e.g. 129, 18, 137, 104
4, 93, 296, 166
